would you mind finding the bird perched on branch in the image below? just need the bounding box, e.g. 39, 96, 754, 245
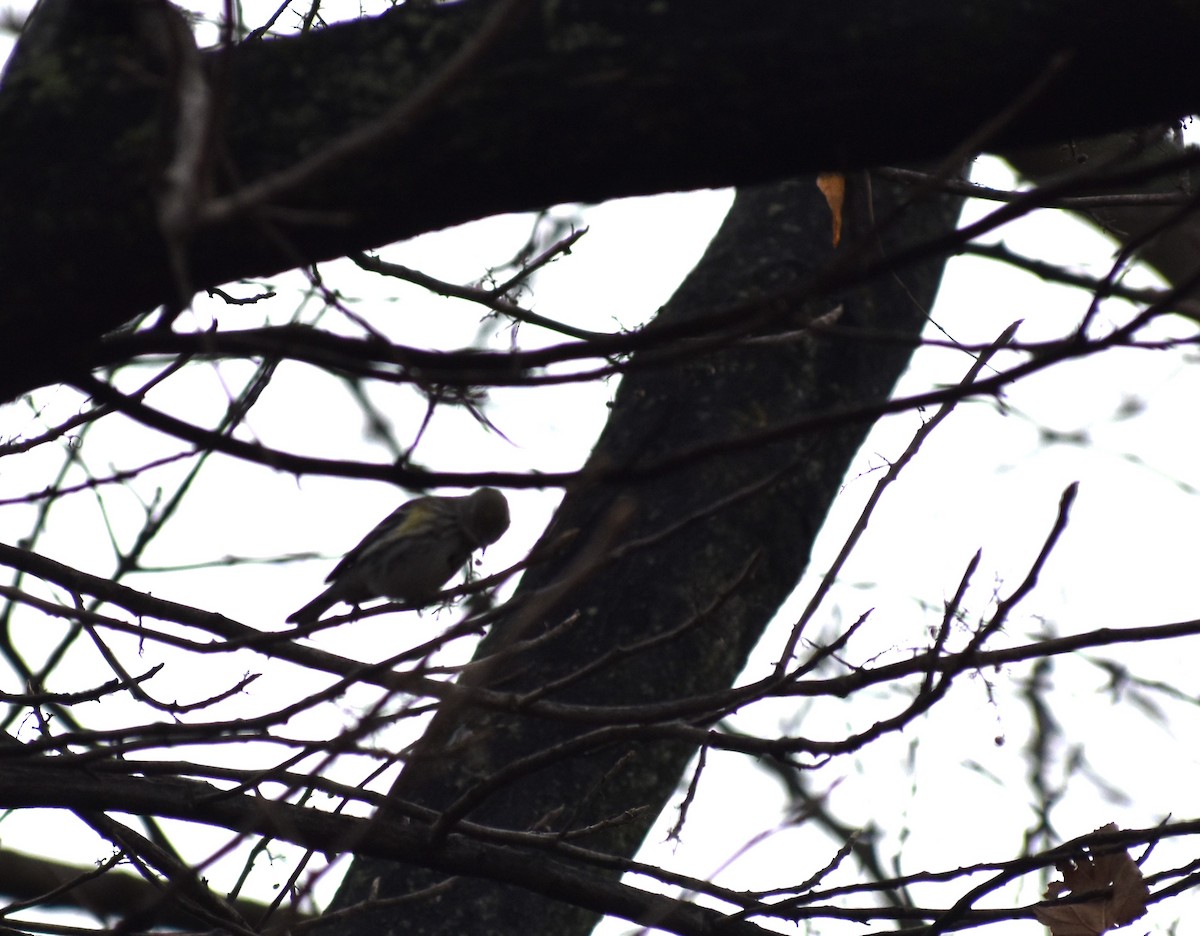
287, 488, 510, 625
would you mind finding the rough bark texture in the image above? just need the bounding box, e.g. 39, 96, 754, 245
318, 174, 962, 936
1, 0, 1198, 398
1007, 132, 1200, 290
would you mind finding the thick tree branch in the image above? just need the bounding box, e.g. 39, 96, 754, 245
1, 0, 1198, 398
0, 847, 288, 929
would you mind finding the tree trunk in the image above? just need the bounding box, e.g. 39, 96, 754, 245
319, 173, 963, 936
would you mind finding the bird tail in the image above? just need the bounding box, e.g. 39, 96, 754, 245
287, 587, 338, 625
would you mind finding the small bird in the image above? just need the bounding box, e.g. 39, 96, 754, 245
287, 488, 510, 625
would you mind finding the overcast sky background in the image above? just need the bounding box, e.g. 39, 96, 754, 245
2, 4, 1199, 934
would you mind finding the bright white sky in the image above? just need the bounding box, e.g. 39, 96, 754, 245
1, 4, 1199, 935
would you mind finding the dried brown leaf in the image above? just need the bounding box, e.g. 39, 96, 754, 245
816, 172, 845, 247
1034, 824, 1149, 936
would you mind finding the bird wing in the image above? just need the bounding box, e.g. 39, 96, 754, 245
323, 499, 422, 583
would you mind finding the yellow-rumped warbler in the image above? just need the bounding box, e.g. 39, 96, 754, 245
287, 488, 510, 625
